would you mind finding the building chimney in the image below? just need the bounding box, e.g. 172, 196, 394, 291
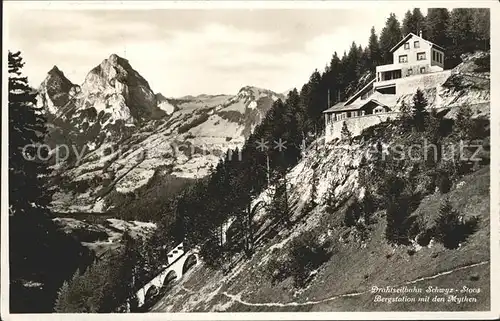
419, 30, 422, 38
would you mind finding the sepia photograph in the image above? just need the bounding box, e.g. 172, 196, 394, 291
1, 1, 497, 319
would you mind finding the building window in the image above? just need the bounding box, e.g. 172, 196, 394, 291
420, 67, 426, 74
414, 41, 420, 48
417, 52, 426, 61
404, 43, 410, 49
399, 55, 408, 63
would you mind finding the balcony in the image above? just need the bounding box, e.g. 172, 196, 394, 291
376, 62, 406, 73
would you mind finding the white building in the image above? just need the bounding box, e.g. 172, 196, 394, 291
323, 32, 446, 142
375, 31, 445, 94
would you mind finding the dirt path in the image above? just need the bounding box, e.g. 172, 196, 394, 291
219, 260, 489, 308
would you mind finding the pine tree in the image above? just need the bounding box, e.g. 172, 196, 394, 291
367, 26, 381, 69
9, 50, 52, 217
425, 108, 442, 166
346, 42, 362, 88
9, 51, 90, 313
447, 9, 474, 49
434, 199, 461, 249
454, 105, 474, 140
54, 275, 81, 313
398, 100, 412, 129
402, 8, 425, 36
402, 10, 414, 36
471, 9, 490, 50
341, 121, 352, 143
379, 13, 403, 64
411, 89, 428, 132
425, 8, 450, 46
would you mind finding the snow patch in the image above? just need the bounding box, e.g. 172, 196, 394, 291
158, 100, 175, 115
248, 101, 257, 109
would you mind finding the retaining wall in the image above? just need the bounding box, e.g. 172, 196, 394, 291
325, 112, 401, 142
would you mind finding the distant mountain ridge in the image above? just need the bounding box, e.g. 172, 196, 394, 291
36, 54, 285, 214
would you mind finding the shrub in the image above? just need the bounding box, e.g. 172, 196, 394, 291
344, 200, 361, 227
199, 236, 224, 269
266, 231, 332, 288
266, 256, 290, 285
340, 121, 352, 143
361, 191, 376, 224
454, 105, 474, 140
433, 199, 480, 249
286, 231, 332, 288
381, 175, 420, 245
437, 170, 453, 194
473, 54, 490, 72
416, 229, 433, 247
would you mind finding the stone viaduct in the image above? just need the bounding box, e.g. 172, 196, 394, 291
133, 242, 199, 309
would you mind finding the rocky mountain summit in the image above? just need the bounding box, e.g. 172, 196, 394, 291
36, 54, 284, 214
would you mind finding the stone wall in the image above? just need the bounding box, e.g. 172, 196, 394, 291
394, 70, 452, 97
325, 112, 400, 142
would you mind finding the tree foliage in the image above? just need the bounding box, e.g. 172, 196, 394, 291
379, 13, 402, 63
411, 89, 428, 132
9, 51, 92, 313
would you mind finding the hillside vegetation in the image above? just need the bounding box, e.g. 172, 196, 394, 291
151, 97, 490, 311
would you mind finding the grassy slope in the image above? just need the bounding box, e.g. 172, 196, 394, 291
151, 166, 490, 312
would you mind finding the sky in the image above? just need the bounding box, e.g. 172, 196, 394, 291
7, 5, 428, 97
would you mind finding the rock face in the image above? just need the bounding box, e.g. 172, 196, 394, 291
37, 66, 79, 115
79, 54, 157, 123
36, 54, 284, 213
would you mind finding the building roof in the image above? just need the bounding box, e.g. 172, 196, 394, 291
323, 97, 390, 113
390, 32, 445, 53
344, 78, 376, 106
323, 101, 361, 113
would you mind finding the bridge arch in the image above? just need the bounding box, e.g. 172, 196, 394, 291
182, 253, 198, 274
134, 246, 200, 309
162, 270, 177, 292
144, 285, 159, 304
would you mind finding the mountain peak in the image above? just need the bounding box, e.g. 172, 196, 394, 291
103, 53, 131, 69
47, 65, 67, 78
42, 65, 73, 89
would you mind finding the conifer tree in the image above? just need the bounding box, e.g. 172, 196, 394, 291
471, 9, 490, 50
9, 51, 90, 313
411, 89, 428, 132
341, 121, 352, 143
447, 9, 474, 49
367, 26, 381, 69
425, 8, 450, 46
454, 105, 474, 140
434, 199, 461, 249
9, 50, 52, 217
379, 13, 403, 63
402, 8, 425, 36
402, 10, 413, 36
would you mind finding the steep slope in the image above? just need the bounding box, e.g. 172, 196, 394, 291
36, 55, 284, 214
146, 54, 490, 313
150, 132, 490, 313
